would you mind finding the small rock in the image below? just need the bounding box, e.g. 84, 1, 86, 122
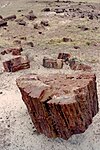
38, 31, 42, 34
55, 8, 65, 13
3, 15, 16, 21
7, 125, 10, 128
0, 91, 3, 94
17, 20, 26, 26
74, 46, 80, 49
26, 12, 37, 21
17, 10, 23, 12
78, 25, 89, 31
41, 20, 49, 26
42, 8, 51, 12
0, 20, 7, 27
26, 42, 34, 47
20, 37, 27, 40
63, 37, 72, 42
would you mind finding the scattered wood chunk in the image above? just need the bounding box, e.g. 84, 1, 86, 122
58, 53, 71, 62
62, 37, 72, 42
1, 48, 22, 56
17, 20, 26, 26
0, 20, 7, 27
26, 42, 34, 47
55, 8, 65, 13
42, 8, 51, 12
73, 46, 80, 49
16, 73, 99, 140
3, 56, 30, 72
3, 15, 16, 21
26, 13, 37, 20
41, 20, 49, 26
69, 59, 92, 71
43, 57, 63, 69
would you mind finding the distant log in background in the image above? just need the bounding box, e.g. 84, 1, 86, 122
16, 73, 99, 140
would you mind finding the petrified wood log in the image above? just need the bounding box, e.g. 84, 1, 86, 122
3, 56, 30, 72
16, 73, 99, 140
43, 57, 63, 69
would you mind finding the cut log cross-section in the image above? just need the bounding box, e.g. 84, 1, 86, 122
16, 73, 99, 140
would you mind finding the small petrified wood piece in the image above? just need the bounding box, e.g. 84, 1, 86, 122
69, 59, 91, 71
3, 15, 16, 21
25, 13, 37, 20
58, 53, 71, 62
16, 73, 99, 140
1, 48, 22, 55
3, 56, 30, 72
0, 20, 7, 27
43, 57, 63, 69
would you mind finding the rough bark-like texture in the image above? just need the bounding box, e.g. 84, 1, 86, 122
16, 73, 99, 140
43, 57, 63, 69
3, 56, 30, 72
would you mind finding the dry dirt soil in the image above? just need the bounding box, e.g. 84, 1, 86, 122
0, 0, 100, 150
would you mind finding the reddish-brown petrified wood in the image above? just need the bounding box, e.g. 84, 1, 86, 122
3, 56, 30, 72
69, 59, 92, 71
43, 57, 63, 69
58, 53, 71, 62
16, 73, 99, 140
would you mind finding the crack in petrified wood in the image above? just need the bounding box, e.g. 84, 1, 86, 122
16, 73, 99, 140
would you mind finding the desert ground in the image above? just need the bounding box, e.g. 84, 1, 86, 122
0, 0, 100, 150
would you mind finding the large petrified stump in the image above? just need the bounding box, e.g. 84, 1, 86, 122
16, 73, 99, 140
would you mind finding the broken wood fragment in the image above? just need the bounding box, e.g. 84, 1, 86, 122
0, 20, 7, 27
3, 15, 16, 21
3, 56, 30, 72
43, 57, 63, 69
